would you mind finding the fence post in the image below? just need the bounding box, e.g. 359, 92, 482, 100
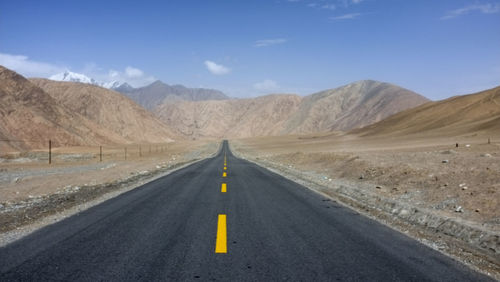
100, 146, 102, 162
125, 147, 127, 161
488, 137, 491, 144
49, 139, 52, 164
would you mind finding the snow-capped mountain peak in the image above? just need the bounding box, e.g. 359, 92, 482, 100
49, 71, 129, 90
102, 80, 122, 89
49, 71, 97, 84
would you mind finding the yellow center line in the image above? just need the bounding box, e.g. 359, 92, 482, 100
222, 172, 227, 177
221, 183, 227, 193
215, 214, 227, 253
224, 166, 227, 170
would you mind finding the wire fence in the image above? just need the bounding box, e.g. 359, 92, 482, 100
0, 139, 174, 165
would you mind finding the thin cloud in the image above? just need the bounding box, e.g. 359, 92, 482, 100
254, 38, 288, 47
0, 52, 66, 77
253, 79, 280, 92
204, 60, 231, 75
101, 67, 154, 87
125, 66, 144, 78
331, 13, 361, 20
441, 3, 500, 19
321, 4, 336, 10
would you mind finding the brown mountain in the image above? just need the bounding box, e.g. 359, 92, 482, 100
30, 78, 176, 144
352, 85, 500, 137
154, 80, 429, 139
0, 66, 125, 150
155, 94, 301, 139
283, 80, 430, 134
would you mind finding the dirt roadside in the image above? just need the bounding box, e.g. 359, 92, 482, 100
230, 135, 500, 280
0, 141, 220, 246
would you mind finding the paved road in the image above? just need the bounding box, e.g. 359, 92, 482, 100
0, 141, 491, 281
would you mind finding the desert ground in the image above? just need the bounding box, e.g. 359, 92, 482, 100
0, 140, 218, 237
230, 131, 500, 278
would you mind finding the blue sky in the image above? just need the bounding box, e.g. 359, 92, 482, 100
1, 0, 499, 99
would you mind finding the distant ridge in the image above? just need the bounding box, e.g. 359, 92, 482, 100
283, 80, 430, 133
117, 80, 229, 110
49, 70, 127, 90
154, 80, 429, 139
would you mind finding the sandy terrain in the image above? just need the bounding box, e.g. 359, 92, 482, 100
0, 141, 217, 202
0, 140, 219, 235
233, 134, 500, 225
231, 133, 500, 278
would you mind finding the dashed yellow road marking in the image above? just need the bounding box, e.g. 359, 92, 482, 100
222, 172, 227, 177
221, 183, 227, 193
224, 166, 227, 170
215, 214, 227, 253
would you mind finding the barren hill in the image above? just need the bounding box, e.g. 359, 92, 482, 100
0, 66, 125, 150
155, 94, 302, 139
352, 85, 500, 137
155, 80, 428, 139
30, 79, 176, 144
283, 80, 430, 134
120, 80, 228, 110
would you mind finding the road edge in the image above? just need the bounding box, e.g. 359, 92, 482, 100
0, 152, 218, 248
229, 143, 499, 280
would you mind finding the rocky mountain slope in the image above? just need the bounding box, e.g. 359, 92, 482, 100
119, 80, 228, 110
352, 85, 500, 137
155, 94, 302, 139
155, 80, 429, 139
30, 78, 176, 144
283, 80, 429, 133
0, 66, 125, 150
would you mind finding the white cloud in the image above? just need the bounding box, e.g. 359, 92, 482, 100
100, 67, 153, 87
253, 79, 280, 92
254, 38, 288, 47
125, 66, 144, 78
109, 69, 119, 78
441, 3, 500, 19
331, 13, 361, 20
0, 52, 66, 78
204, 60, 231, 75
322, 4, 336, 10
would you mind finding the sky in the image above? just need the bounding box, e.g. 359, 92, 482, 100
0, 0, 499, 100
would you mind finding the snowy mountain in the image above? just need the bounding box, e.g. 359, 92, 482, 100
49, 71, 127, 90
49, 71, 98, 85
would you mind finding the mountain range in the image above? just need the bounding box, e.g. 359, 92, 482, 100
49, 70, 229, 110
3, 64, 497, 150
0, 66, 174, 150
155, 80, 429, 139
49, 71, 124, 89
118, 80, 229, 110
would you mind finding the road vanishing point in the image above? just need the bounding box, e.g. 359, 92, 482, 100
0, 141, 491, 281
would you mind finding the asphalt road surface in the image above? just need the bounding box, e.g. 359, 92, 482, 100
0, 141, 491, 281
